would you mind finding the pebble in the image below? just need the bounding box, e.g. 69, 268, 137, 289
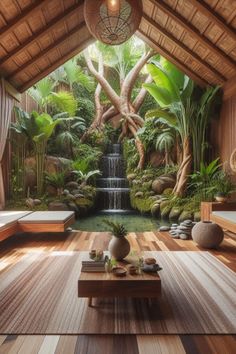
159, 226, 170, 231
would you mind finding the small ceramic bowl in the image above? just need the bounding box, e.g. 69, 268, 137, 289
144, 257, 156, 265
112, 266, 127, 277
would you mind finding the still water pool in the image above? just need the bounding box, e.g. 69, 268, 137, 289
73, 213, 170, 232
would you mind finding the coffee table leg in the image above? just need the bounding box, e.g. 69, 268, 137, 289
88, 297, 93, 307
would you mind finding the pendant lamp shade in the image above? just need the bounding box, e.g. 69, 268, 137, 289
84, 0, 143, 45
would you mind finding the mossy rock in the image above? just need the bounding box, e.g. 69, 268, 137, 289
143, 181, 152, 189
194, 211, 201, 222
169, 207, 183, 220
163, 188, 173, 196
127, 173, 137, 181
178, 210, 194, 222
48, 202, 69, 211
152, 177, 175, 194
132, 179, 141, 185
131, 197, 153, 213
161, 206, 171, 219
151, 203, 160, 216
135, 191, 144, 198
160, 200, 170, 212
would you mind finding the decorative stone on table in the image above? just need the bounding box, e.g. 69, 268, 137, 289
192, 221, 224, 249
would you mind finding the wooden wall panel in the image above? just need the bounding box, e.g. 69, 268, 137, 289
214, 94, 236, 176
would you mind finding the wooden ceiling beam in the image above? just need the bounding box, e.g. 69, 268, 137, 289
149, 0, 236, 70
0, 0, 84, 67
17, 37, 94, 93
143, 14, 226, 84
0, 0, 52, 41
7, 21, 86, 80
188, 0, 236, 41
137, 29, 208, 87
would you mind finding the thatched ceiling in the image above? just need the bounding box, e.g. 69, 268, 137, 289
0, 0, 235, 92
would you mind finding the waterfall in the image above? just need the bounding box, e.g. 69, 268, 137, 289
96, 144, 131, 212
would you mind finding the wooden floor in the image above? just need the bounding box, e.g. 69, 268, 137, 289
0, 230, 235, 354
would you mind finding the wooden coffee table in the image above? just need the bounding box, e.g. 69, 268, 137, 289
78, 253, 161, 307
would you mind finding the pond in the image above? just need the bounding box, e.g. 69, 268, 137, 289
73, 212, 170, 232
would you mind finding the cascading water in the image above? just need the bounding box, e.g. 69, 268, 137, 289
96, 144, 131, 212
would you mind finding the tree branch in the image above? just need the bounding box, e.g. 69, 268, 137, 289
133, 74, 153, 112
84, 49, 120, 111
120, 50, 155, 106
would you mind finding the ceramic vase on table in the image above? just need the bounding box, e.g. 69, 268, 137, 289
192, 221, 224, 249
108, 236, 130, 261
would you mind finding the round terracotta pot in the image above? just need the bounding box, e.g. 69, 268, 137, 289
108, 236, 130, 261
192, 221, 224, 249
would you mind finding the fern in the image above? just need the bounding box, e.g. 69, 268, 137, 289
103, 219, 128, 238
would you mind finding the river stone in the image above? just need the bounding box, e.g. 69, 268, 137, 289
172, 223, 179, 227
170, 226, 177, 230
63, 189, 70, 195
159, 226, 170, 231
178, 225, 189, 231
33, 199, 41, 206
74, 194, 84, 199
179, 233, 189, 240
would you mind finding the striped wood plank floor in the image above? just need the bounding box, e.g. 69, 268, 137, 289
0, 230, 235, 353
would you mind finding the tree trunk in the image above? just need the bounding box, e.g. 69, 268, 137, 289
83, 48, 155, 169
173, 136, 192, 196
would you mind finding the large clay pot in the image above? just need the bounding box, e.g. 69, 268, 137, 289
192, 221, 224, 249
108, 236, 130, 261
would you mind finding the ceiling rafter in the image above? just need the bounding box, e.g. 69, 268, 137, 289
0, 0, 84, 67
149, 0, 236, 70
7, 21, 86, 80
188, 0, 236, 41
137, 29, 208, 87
18, 37, 94, 92
0, 0, 52, 41
143, 14, 226, 83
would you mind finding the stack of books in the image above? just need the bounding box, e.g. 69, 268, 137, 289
81, 259, 107, 272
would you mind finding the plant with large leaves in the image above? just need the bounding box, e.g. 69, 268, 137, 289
144, 59, 219, 196
28, 77, 77, 116
144, 59, 195, 196
12, 107, 68, 195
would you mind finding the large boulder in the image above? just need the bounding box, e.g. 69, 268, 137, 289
152, 176, 175, 194
25, 156, 71, 189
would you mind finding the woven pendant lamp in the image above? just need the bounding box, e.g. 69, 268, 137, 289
84, 0, 143, 45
